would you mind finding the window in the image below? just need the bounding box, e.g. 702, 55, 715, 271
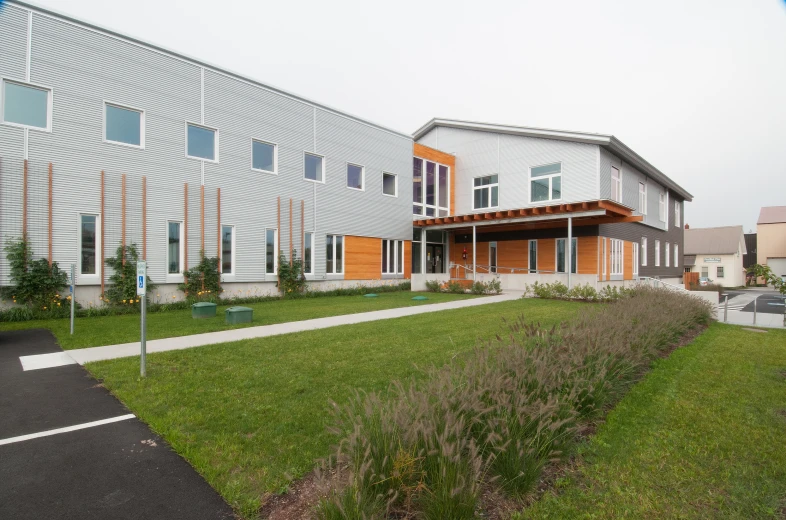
528, 240, 537, 273
641, 237, 648, 267
602, 238, 607, 276
659, 192, 666, 222
473, 175, 499, 210
304, 232, 313, 274
665, 242, 670, 267
674, 244, 679, 267
79, 214, 99, 276
633, 243, 639, 277
489, 242, 498, 273
252, 139, 276, 173
639, 182, 647, 214
556, 238, 577, 274
412, 229, 422, 274
674, 201, 680, 228
413, 159, 450, 217
611, 166, 622, 203
304, 152, 324, 182
655, 240, 661, 267
684, 267, 691, 274
104, 103, 143, 147
382, 240, 404, 274
167, 221, 183, 275
221, 225, 234, 275
1, 80, 51, 131
701, 266, 709, 278
347, 163, 364, 190
610, 239, 623, 275
382, 172, 397, 197
530, 163, 561, 203
265, 229, 277, 275
717, 266, 724, 278
413, 158, 423, 215
326, 234, 343, 274
186, 122, 217, 161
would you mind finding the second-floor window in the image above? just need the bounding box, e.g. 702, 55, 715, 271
305, 153, 324, 182
413, 158, 449, 217
347, 163, 364, 190
674, 201, 680, 227
252, 139, 276, 173
473, 175, 498, 210
2, 79, 51, 131
659, 192, 666, 222
639, 182, 647, 214
611, 167, 622, 203
186, 122, 218, 161
105, 103, 143, 147
530, 163, 561, 203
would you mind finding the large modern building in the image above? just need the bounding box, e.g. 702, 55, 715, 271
0, 1, 692, 304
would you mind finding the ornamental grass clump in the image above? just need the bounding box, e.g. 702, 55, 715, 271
317, 287, 713, 519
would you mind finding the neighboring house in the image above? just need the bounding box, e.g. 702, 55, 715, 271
0, 2, 694, 302
412, 120, 691, 288
743, 233, 757, 269
683, 226, 746, 287
757, 206, 786, 279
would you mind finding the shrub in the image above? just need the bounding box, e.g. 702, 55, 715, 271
277, 250, 307, 297
104, 243, 156, 306
0, 236, 69, 311
471, 279, 503, 295
688, 282, 724, 292
319, 287, 713, 518
446, 280, 466, 294
425, 279, 442, 293
179, 253, 222, 301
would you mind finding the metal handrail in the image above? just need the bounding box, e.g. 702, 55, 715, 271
637, 276, 687, 292
449, 262, 562, 276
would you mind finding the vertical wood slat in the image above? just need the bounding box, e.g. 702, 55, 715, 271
121, 174, 126, 265
289, 198, 293, 259
200, 185, 205, 254
184, 183, 188, 271
48, 163, 53, 266
216, 188, 221, 273
100, 171, 105, 295
142, 176, 147, 260
22, 159, 27, 238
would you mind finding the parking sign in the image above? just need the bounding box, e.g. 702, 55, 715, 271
136, 261, 147, 296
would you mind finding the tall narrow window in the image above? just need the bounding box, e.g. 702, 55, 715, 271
530, 163, 561, 203
528, 240, 537, 273
674, 201, 680, 228
265, 229, 277, 275
489, 242, 498, 273
105, 103, 143, 147
382, 240, 404, 275
2, 80, 51, 130
80, 215, 98, 276
347, 163, 364, 190
167, 221, 183, 274
641, 237, 648, 267
252, 139, 276, 173
425, 161, 435, 215
438, 165, 448, 216
611, 166, 622, 203
326, 234, 343, 274
571, 237, 577, 274
186, 123, 217, 161
610, 239, 623, 275
221, 225, 234, 274
602, 238, 607, 276
717, 266, 724, 278
659, 192, 666, 222
556, 238, 577, 274
701, 266, 709, 278
304, 232, 313, 274
413, 158, 423, 215
665, 242, 670, 267
639, 182, 647, 214
305, 153, 324, 182
414, 158, 449, 216
674, 244, 679, 267
473, 175, 499, 209
655, 240, 661, 267
383, 172, 397, 197
633, 243, 639, 277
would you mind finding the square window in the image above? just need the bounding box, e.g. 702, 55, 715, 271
305, 153, 324, 182
186, 123, 217, 161
383, 172, 397, 197
530, 163, 561, 203
2, 80, 51, 130
105, 103, 143, 147
347, 163, 364, 190
252, 140, 276, 173
473, 175, 499, 209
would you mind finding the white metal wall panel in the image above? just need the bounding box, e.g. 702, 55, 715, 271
599, 147, 666, 230
0, 4, 29, 161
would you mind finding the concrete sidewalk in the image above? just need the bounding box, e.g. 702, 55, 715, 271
720, 309, 785, 329
21, 292, 520, 369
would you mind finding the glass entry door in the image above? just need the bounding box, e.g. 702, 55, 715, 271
426, 244, 444, 274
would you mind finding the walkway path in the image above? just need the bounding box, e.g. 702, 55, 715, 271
21, 292, 521, 370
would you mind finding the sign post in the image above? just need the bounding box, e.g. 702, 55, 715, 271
137, 261, 147, 377
70, 264, 75, 335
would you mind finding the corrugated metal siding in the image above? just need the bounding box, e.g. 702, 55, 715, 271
416, 128, 437, 149
0, 4, 29, 161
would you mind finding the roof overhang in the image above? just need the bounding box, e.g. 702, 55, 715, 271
414, 199, 641, 231
412, 118, 693, 202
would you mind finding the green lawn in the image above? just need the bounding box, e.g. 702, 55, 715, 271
518, 324, 786, 520
85, 298, 580, 519
0, 292, 474, 350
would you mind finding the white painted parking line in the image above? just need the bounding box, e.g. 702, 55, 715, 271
19, 351, 77, 371
0, 415, 135, 446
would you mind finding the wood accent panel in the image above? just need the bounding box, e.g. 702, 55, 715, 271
414, 143, 456, 216
497, 240, 528, 273
577, 236, 598, 275
344, 236, 382, 280
538, 238, 556, 272
624, 241, 634, 280
404, 240, 412, 279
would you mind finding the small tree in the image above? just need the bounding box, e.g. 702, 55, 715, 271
179, 252, 223, 301
0, 236, 68, 309
104, 243, 156, 306
747, 264, 785, 295
277, 249, 307, 297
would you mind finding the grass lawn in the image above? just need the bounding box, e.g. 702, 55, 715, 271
85, 298, 580, 519
0, 292, 475, 350
518, 323, 786, 520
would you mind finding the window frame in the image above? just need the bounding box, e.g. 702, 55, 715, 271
413, 157, 450, 217
326, 234, 344, 275
166, 220, 185, 280
250, 138, 278, 174
674, 200, 681, 228
472, 174, 500, 210
701, 266, 709, 278
185, 121, 219, 163
610, 239, 623, 276
641, 237, 648, 267
611, 166, 622, 203
602, 238, 607, 276
103, 100, 145, 149
639, 182, 647, 215
555, 237, 577, 274
346, 162, 365, 191
1, 78, 53, 132
303, 231, 314, 275
528, 239, 537, 273
633, 242, 639, 277
529, 162, 562, 204
659, 192, 666, 222
674, 243, 679, 267
304, 152, 325, 184
717, 265, 725, 278
77, 213, 101, 282
382, 239, 404, 275
655, 239, 661, 267
382, 172, 398, 197
665, 242, 670, 267
264, 228, 278, 276
220, 224, 235, 276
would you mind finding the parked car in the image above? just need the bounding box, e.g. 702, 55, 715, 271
698, 277, 713, 286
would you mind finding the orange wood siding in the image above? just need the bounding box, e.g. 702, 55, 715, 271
404, 240, 412, 279
344, 236, 381, 280
497, 240, 529, 272
577, 236, 598, 275
624, 241, 634, 280
538, 238, 556, 272
414, 143, 456, 216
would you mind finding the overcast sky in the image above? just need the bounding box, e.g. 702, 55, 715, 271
33, 0, 786, 231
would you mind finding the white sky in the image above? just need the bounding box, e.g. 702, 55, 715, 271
30, 0, 786, 231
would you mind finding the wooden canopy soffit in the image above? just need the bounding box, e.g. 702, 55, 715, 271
413, 199, 642, 229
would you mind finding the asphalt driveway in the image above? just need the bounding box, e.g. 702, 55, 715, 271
0, 329, 234, 520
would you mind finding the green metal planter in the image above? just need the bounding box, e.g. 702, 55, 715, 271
192, 302, 217, 319
225, 306, 253, 325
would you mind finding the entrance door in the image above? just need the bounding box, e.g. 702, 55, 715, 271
426, 244, 444, 274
